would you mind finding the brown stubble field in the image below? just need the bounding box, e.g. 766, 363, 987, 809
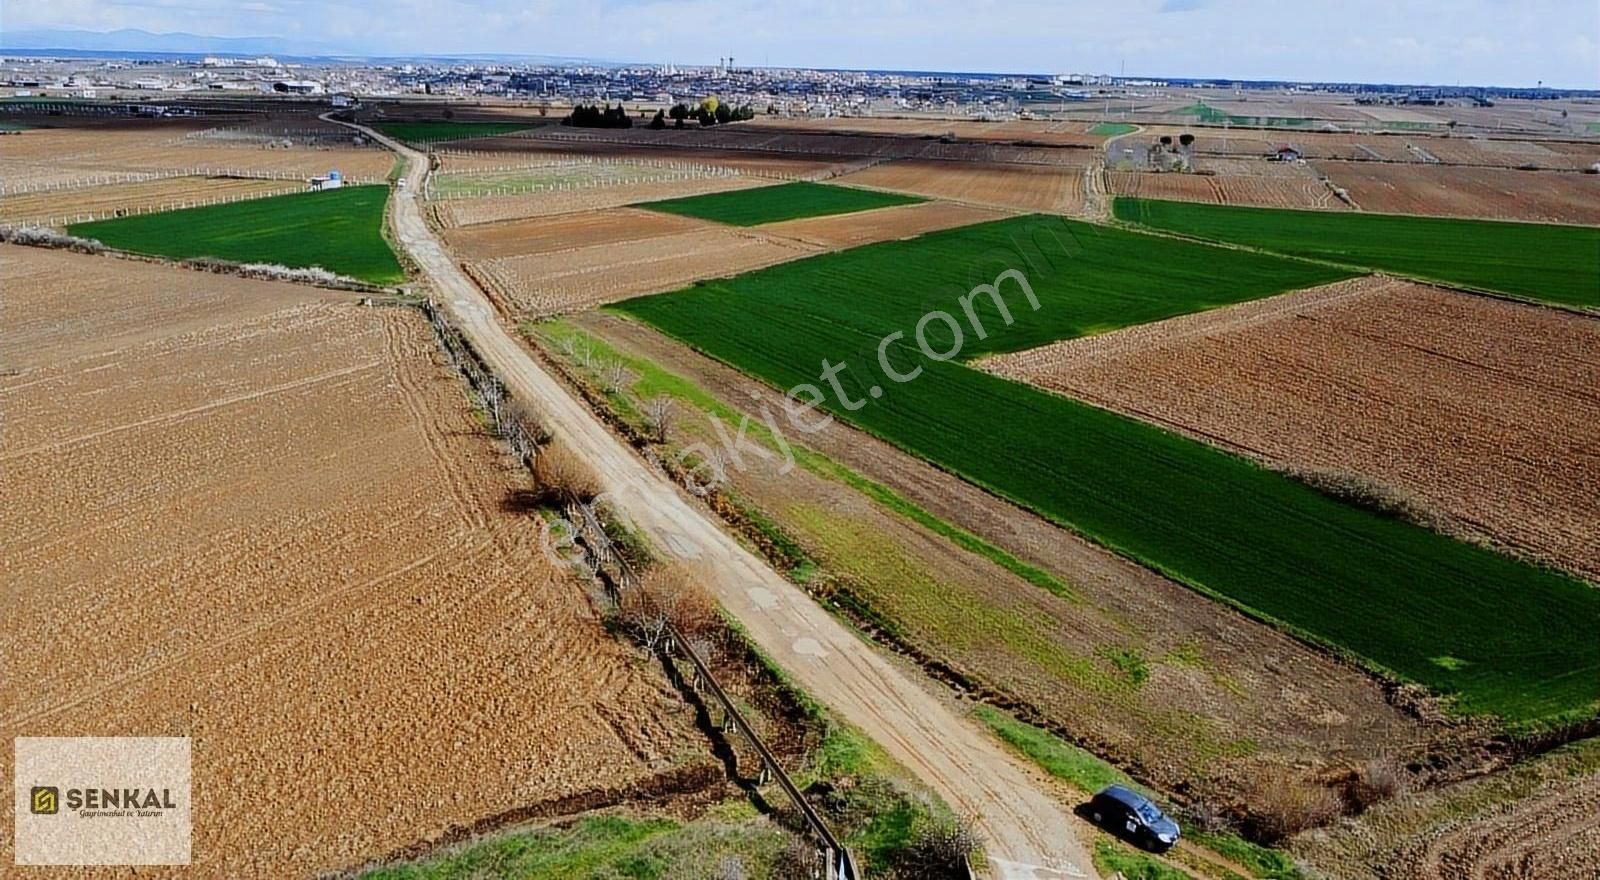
0, 176, 305, 226
982, 276, 1600, 581
836, 159, 1086, 212
0, 245, 705, 876
1106, 166, 1341, 209
0, 119, 395, 189
432, 174, 767, 227
1314, 160, 1600, 223
472, 225, 819, 317
754, 200, 1013, 248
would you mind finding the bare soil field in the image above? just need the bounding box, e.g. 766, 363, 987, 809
0, 175, 304, 226
756, 200, 1012, 248
0, 245, 705, 876
1107, 168, 1341, 209
983, 275, 1600, 580
1293, 737, 1600, 880
434, 175, 766, 227
837, 159, 1085, 213
747, 115, 1105, 147
444, 134, 853, 178
473, 226, 818, 316
445, 207, 710, 260
575, 312, 1455, 817
1314, 161, 1600, 223
0, 123, 394, 189
501, 126, 1101, 168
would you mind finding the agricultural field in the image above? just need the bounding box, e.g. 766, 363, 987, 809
983, 275, 1600, 580
1314, 160, 1600, 223
1114, 197, 1600, 308
449, 134, 854, 178
474, 226, 816, 316
0, 119, 393, 189
547, 312, 1443, 819
0, 244, 706, 876
0, 175, 303, 226
1106, 169, 1341, 210
371, 120, 539, 145
445, 207, 708, 260
614, 214, 1600, 726
756, 201, 1011, 248
637, 180, 924, 226
748, 114, 1105, 147
434, 175, 766, 227
430, 161, 722, 197
837, 159, 1086, 213
1293, 736, 1600, 879
70, 185, 405, 284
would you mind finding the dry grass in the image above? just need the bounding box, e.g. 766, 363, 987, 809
616, 563, 721, 650
1245, 771, 1344, 843
534, 442, 603, 503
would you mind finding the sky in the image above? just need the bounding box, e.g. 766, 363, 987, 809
11, 0, 1600, 88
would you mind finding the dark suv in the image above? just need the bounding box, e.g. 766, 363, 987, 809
1087, 785, 1181, 853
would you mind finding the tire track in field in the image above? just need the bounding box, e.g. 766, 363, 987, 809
0, 361, 384, 463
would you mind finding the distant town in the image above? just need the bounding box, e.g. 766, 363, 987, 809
3, 49, 1595, 123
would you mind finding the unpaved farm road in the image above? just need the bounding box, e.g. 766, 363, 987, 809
333, 115, 1096, 880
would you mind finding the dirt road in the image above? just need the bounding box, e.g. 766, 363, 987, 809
334, 115, 1097, 880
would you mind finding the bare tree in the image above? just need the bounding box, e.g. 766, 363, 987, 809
616, 563, 720, 652
504, 398, 550, 458
602, 360, 632, 393
644, 394, 675, 443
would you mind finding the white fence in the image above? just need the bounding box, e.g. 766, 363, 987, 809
0, 167, 380, 198
424, 151, 739, 201
12, 182, 344, 229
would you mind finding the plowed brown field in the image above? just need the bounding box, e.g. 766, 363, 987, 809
1106, 169, 1341, 209
474, 227, 819, 316
983, 276, 1600, 580
1294, 738, 1600, 880
1314, 161, 1600, 222
434, 175, 766, 227
0, 123, 393, 188
0, 176, 304, 226
445, 207, 709, 260
756, 200, 1011, 247
0, 245, 703, 876
837, 159, 1085, 213
450, 135, 851, 178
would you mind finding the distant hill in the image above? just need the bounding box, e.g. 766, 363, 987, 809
0, 28, 356, 57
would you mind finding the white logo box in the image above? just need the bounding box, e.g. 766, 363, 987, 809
14, 737, 192, 865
